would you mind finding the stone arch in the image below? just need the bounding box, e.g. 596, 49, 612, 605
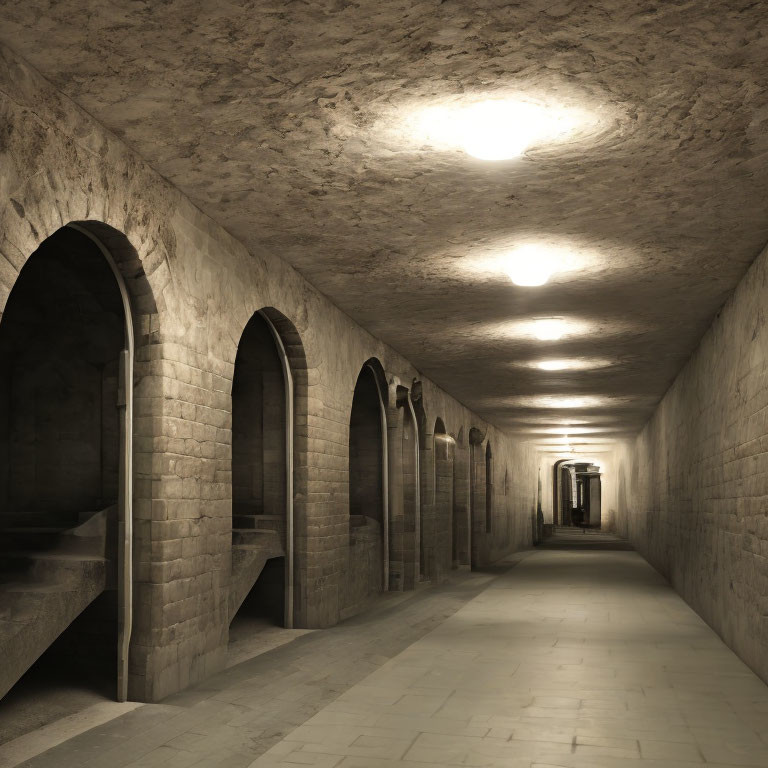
451, 427, 470, 569
433, 418, 455, 580
361, 357, 389, 409
255, 308, 309, 625
228, 307, 309, 633
0, 222, 159, 704
553, 458, 573, 526
343, 359, 388, 614
409, 382, 432, 581
396, 384, 420, 590
485, 441, 494, 533
468, 427, 486, 568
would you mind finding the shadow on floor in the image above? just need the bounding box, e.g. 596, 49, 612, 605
0, 632, 114, 745
540, 526, 635, 551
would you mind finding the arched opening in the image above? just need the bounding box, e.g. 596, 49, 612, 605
0, 224, 137, 727
485, 442, 493, 533
433, 419, 454, 580
229, 312, 291, 642
343, 362, 387, 614
411, 386, 430, 583
401, 391, 420, 590
554, 460, 602, 528
451, 428, 469, 569
468, 427, 485, 569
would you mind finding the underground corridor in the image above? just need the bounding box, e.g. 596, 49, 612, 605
2, 1, 768, 766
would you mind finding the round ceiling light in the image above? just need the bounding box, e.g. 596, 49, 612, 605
537, 359, 574, 370
503, 244, 559, 286
532, 358, 612, 371
415, 99, 584, 161
533, 319, 567, 341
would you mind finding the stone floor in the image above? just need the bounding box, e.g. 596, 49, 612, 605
5, 530, 768, 767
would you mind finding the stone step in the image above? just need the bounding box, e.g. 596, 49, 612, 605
232, 528, 282, 547
0, 552, 107, 699
0, 552, 108, 589
232, 514, 284, 530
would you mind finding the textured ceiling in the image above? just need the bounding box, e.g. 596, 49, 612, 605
4, 0, 768, 450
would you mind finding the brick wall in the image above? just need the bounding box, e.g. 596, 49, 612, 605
0, 42, 539, 703
614, 241, 768, 684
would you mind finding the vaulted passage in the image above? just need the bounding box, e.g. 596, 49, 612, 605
4, 0, 768, 758
0, 226, 125, 726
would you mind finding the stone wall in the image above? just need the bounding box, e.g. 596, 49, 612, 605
614, 241, 768, 684
0, 43, 538, 703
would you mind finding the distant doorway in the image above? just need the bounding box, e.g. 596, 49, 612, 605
554, 460, 602, 528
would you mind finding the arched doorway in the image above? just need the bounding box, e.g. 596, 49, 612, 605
433, 419, 454, 580
554, 460, 602, 528
344, 362, 388, 613
485, 442, 493, 533
451, 428, 470, 569
468, 427, 485, 569
0, 224, 138, 708
411, 385, 430, 583
401, 390, 420, 590
229, 311, 294, 637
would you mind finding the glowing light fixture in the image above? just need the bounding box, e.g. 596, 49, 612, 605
416, 99, 581, 161
503, 244, 560, 286
545, 396, 602, 409
538, 359, 572, 370
533, 319, 567, 341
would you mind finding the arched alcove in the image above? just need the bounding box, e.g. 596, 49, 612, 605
228, 306, 309, 638
344, 361, 387, 613
485, 442, 493, 533
229, 312, 289, 636
0, 222, 155, 709
411, 384, 431, 582
433, 418, 455, 580
468, 427, 486, 569
452, 427, 470, 569
401, 392, 420, 590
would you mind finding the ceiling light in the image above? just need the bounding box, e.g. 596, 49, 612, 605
545, 396, 602, 409
538, 427, 604, 435
537, 359, 571, 370
529, 357, 613, 371
533, 319, 567, 340
522, 395, 604, 409
503, 244, 560, 286
416, 100, 581, 161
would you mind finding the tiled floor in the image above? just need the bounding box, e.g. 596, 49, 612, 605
10, 531, 768, 767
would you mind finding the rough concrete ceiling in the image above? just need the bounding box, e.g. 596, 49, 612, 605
3, 0, 768, 449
